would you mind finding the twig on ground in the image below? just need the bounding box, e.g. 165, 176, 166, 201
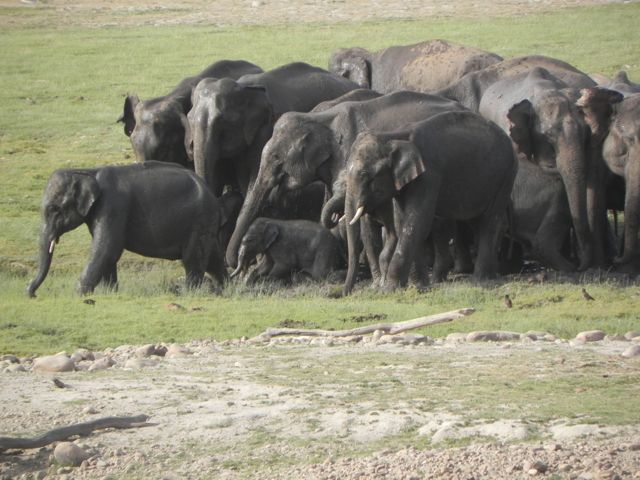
256, 308, 475, 340
0, 414, 153, 451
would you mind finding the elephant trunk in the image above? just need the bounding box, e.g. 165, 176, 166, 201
193, 119, 221, 195
320, 191, 345, 229
343, 183, 361, 296
27, 227, 56, 298
616, 159, 640, 264
557, 138, 592, 270
226, 175, 274, 268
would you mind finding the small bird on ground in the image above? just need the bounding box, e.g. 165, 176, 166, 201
83, 298, 95, 305
504, 294, 513, 308
52, 377, 69, 389
582, 288, 595, 301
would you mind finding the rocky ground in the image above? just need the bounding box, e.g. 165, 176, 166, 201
1, 328, 639, 479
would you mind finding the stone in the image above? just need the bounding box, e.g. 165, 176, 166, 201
3, 364, 27, 373
575, 330, 606, 342
621, 345, 640, 358
466, 331, 521, 342
70, 349, 94, 363
165, 344, 192, 358
604, 334, 627, 342
33, 354, 75, 373
624, 331, 639, 340
53, 442, 89, 466
523, 460, 548, 474
0, 354, 19, 363
123, 358, 158, 369
445, 332, 467, 343
87, 357, 115, 371
82, 406, 98, 414
135, 344, 156, 358
431, 421, 459, 443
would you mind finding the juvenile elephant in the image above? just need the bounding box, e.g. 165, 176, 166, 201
344, 111, 518, 292
187, 62, 358, 196
479, 68, 623, 269
230, 218, 341, 284
329, 39, 502, 92
119, 60, 262, 167
226, 90, 466, 269
27, 162, 227, 297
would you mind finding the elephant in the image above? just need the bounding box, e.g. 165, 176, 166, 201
118, 60, 262, 167
226, 90, 467, 269
601, 92, 640, 269
230, 218, 342, 284
27, 162, 227, 297
329, 39, 502, 93
605, 71, 640, 96
478, 67, 623, 270
311, 88, 383, 113
343, 110, 518, 293
437, 55, 596, 112
187, 62, 358, 196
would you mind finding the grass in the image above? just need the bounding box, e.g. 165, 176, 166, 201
1, 3, 640, 355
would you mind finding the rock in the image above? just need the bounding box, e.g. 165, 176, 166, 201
621, 344, 640, 358
123, 358, 158, 369
372, 329, 383, 342
33, 354, 75, 373
445, 332, 467, 343
70, 349, 94, 363
87, 357, 115, 371
0, 354, 19, 363
82, 406, 98, 414
431, 421, 459, 443
466, 331, 521, 342
135, 344, 156, 358
523, 460, 548, 474
165, 344, 192, 358
523, 331, 553, 341
53, 442, 89, 466
624, 331, 639, 340
3, 364, 27, 373
575, 330, 606, 342
605, 334, 628, 342
377, 334, 432, 346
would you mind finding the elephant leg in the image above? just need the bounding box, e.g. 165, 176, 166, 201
206, 241, 228, 288
378, 228, 397, 286
246, 254, 273, 285
78, 225, 125, 295
182, 226, 215, 289
99, 263, 118, 291
533, 210, 575, 272
453, 222, 474, 274
431, 224, 454, 283
310, 240, 339, 281
471, 213, 503, 280
361, 216, 383, 286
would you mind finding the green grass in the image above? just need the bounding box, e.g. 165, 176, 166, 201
1, 4, 640, 355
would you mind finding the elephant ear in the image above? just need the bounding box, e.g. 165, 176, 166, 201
263, 222, 279, 250
388, 139, 426, 191
72, 173, 100, 217
118, 94, 140, 137
507, 99, 535, 161
576, 87, 624, 141
242, 86, 272, 146
342, 56, 371, 89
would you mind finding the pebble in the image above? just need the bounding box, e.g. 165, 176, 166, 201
33, 354, 75, 373
53, 442, 89, 466
621, 345, 640, 358
165, 344, 193, 358
523, 460, 548, 474
83, 406, 98, 414
575, 330, 606, 342
87, 357, 115, 371
466, 331, 522, 342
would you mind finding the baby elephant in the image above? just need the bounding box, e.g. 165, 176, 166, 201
27, 161, 227, 297
230, 218, 341, 284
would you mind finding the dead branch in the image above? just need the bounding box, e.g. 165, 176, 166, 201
257, 307, 475, 340
0, 414, 153, 451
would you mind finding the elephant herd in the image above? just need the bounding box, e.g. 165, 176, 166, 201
27, 39, 640, 297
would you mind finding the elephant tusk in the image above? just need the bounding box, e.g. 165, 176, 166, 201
49, 240, 56, 254
338, 215, 346, 223
349, 206, 365, 225
230, 264, 243, 278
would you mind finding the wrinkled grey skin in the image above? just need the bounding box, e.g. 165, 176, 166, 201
230, 218, 341, 284
437, 55, 597, 112
226, 90, 466, 269
119, 60, 262, 168
479, 68, 622, 270
27, 162, 227, 297
601, 93, 640, 270
188, 62, 358, 196
344, 111, 518, 293
329, 39, 502, 93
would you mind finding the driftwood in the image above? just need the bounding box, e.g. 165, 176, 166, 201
0, 414, 152, 451
257, 307, 475, 340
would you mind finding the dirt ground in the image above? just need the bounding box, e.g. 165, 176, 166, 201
1, 336, 640, 479
0, 0, 629, 28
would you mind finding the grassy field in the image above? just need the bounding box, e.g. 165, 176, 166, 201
1, 3, 639, 356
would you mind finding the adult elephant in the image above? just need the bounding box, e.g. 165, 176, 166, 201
225, 91, 467, 268
187, 62, 358, 196
479, 68, 622, 270
329, 39, 502, 92
27, 162, 228, 297
118, 60, 262, 168
600, 93, 640, 269
605, 71, 640, 96
343, 111, 518, 292
437, 55, 596, 112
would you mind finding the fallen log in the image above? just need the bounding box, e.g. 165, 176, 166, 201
257, 307, 475, 340
0, 414, 152, 451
